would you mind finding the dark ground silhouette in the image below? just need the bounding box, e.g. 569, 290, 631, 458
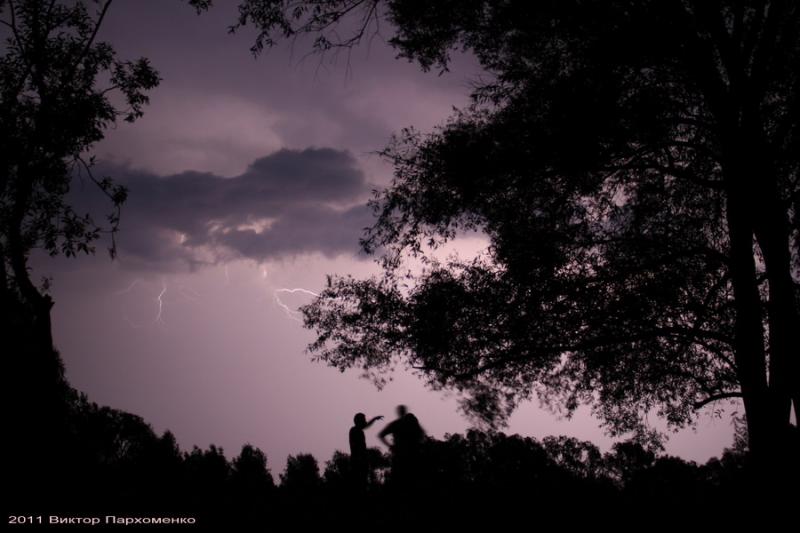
3, 319, 776, 530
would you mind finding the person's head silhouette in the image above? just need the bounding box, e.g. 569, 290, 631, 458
353, 412, 368, 429
396, 405, 408, 418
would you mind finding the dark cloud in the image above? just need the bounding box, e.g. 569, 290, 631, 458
76, 148, 375, 270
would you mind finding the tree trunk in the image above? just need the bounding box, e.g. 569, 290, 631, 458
752, 174, 800, 477
723, 179, 773, 462
723, 123, 797, 487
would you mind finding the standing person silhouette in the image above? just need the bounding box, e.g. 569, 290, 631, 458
349, 412, 383, 491
378, 405, 425, 490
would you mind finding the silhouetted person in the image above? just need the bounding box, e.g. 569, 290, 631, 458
378, 405, 425, 489
349, 412, 383, 491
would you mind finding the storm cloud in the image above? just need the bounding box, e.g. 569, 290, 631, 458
79, 147, 375, 270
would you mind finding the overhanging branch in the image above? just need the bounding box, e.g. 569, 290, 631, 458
693, 391, 743, 409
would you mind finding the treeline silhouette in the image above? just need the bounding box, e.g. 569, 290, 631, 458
6, 347, 752, 529
0, 278, 756, 529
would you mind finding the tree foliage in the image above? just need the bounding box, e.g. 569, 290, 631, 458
0, 0, 159, 315
280, 452, 322, 491
236, 1, 800, 461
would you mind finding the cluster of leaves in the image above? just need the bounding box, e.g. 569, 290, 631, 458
260, 1, 800, 440
0, 0, 159, 299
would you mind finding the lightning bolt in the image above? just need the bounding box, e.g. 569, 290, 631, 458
116, 265, 320, 329
273, 287, 319, 323
114, 278, 142, 295
253, 264, 317, 323
114, 277, 171, 328
177, 283, 201, 302
115, 279, 145, 327
123, 315, 143, 329
155, 279, 167, 326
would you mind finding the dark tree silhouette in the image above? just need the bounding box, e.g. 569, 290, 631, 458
605, 441, 659, 487
0, 0, 208, 513
184, 445, 230, 498
0, 0, 159, 324
231, 443, 276, 492
229, 444, 275, 525
234, 1, 800, 478
542, 436, 605, 481
280, 452, 322, 491
323, 450, 353, 488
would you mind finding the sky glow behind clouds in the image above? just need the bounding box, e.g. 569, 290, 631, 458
76, 148, 373, 270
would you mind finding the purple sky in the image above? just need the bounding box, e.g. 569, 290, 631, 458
37, 0, 738, 473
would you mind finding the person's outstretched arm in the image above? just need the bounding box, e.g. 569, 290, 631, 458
364, 415, 384, 429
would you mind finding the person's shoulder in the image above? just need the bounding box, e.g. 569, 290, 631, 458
381, 418, 400, 432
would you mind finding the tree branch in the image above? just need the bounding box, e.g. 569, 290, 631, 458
70, 0, 113, 73
693, 391, 743, 409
